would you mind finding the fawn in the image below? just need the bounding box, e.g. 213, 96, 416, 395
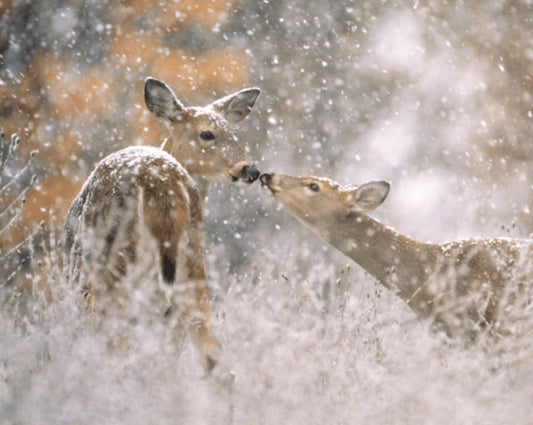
260, 172, 533, 340
65, 78, 260, 371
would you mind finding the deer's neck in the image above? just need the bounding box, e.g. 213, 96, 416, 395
307, 212, 442, 303
192, 177, 210, 207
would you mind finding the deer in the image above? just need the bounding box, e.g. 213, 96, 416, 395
65, 77, 261, 372
259, 172, 533, 341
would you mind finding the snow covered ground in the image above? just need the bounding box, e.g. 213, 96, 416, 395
1, 228, 532, 424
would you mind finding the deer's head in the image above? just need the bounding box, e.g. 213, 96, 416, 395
260, 172, 390, 225
144, 77, 261, 184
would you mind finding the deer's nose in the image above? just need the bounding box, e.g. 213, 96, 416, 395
260, 173, 272, 185
241, 164, 260, 183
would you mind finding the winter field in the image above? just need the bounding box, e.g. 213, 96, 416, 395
2, 1, 533, 424
1, 177, 533, 424
1, 235, 533, 425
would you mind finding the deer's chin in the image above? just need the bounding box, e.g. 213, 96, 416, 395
260, 184, 278, 196
200, 173, 236, 184
259, 179, 280, 195
238, 175, 259, 185
227, 172, 258, 185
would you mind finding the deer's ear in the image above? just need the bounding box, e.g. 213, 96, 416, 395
212, 88, 261, 124
349, 181, 390, 212
144, 78, 187, 122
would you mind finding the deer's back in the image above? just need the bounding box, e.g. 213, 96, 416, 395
412, 237, 533, 338
65, 146, 197, 284
437, 238, 532, 287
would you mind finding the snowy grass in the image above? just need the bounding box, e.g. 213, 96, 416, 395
1, 230, 533, 425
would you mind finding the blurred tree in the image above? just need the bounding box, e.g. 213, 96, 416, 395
0, 0, 252, 251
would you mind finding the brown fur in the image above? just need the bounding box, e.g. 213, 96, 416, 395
261, 173, 533, 340
65, 148, 218, 357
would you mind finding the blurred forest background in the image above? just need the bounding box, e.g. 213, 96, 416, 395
1, 0, 533, 275
1, 0, 533, 260
1, 1, 533, 424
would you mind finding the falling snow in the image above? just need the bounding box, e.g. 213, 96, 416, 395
1, 1, 533, 424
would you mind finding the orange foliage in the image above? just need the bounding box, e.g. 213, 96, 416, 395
34, 128, 85, 173
23, 176, 84, 227
116, 0, 240, 28
0, 175, 82, 251
1, 0, 254, 253
0, 0, 12, 17
152, 49, 249, 94
36, 57, 118, 119
110, 30, 161, 68
111, 28, 249, 94
0, 68, 41, 145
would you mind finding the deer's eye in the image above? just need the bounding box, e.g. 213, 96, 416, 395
199, 131, 215, 142
308, 183, 320, 192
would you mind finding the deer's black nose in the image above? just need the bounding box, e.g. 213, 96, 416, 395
260, 173, 273, 185
241, 164, 260, 183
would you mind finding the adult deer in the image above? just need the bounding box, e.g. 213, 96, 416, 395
260, 173, 533, 340
65, 78, 260, 372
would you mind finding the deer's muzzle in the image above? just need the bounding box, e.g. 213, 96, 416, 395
240, 164, 260, 183
229, 161, 260, 183
259, 172, 279, 194
259, 173, 272, 185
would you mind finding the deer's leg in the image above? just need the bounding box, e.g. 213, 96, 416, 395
182, 278, 222, 372
101, 216, 139, 285
179, 225, 222, 372
161, 253, 222, 372
164, 211, 222, 371
82, 283, 95, 312
170, 281, 222, 372
69, 235, 97, 312
143, 186, 221, 371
